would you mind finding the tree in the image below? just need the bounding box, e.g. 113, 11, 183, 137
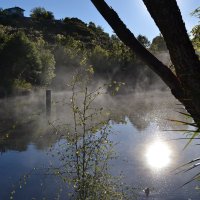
63, 17, 86, 26
137, 34, 150, 48
0, 8, 6, 17
0, 31, 55, 93
70, 17, 87, 26
30, 7, 54, 20
191, 25, 200, 52
0, 32, 42, 87
89, 45, 111, 73
88, 22, 96, 29
150, 35, 167, 52
191, 7, 200, 19
191, 7, 200, 52
91, 0, 200, 126
35, 37, 56, 85
54, 34, 85, 72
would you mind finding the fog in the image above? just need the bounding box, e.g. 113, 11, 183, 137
0, 49, 185, 153
0, 55, 198, 199
0, 79, 190, 153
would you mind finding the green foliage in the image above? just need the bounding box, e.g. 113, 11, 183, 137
191, 7, 200, 20
40, 48, 56, 85
110, 35, 135, 65
0, 31, 41, 89
63, 17, 87, 26
0, 30, 55, 94
89, 45, 111, 73
89, 36, 135, 75
0, 12, 164, 95
191, 25, 200, 52
30, 7, 54, 20
191, 7, 200, 52
13, 79, 32, 90
167, 113, 200, 187
93, 26, 111, 49
54, 35, 85, 68
137, 34, 151, 48
56, 35, 83, 57
63, 17, 94, 46
34, 37, 56, 85
0, 25, 9, 50
88, 22, 96, 29
150, 35, 168, 52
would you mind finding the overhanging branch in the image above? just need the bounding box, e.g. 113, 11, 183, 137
91, 0, 184, 98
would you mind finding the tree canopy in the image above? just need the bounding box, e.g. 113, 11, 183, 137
0, 29, 55, 94
191, 7, 200, 52
30, 7, 55, 20
150, 35, 167, 52
137, 35, 150, 48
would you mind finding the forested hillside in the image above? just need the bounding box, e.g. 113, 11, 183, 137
1, 6, 195, 97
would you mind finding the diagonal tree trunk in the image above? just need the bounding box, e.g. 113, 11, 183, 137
143, 0, 200, 122
91, 0, 200, 125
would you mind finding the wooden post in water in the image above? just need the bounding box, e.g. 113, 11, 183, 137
46, 89, 51, 117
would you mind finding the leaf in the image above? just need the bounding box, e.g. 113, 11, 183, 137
183, 131, 200, 150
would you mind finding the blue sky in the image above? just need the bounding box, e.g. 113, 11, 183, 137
1, 0, 199, 41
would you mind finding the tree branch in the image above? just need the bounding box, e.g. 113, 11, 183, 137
90, 0, 184, 98
142, 0, 200, 117
143, 0, 200, 77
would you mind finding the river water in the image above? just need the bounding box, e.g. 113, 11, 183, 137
0, 90, 200, 199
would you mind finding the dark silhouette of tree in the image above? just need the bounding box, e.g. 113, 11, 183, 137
30, 7, 54, 20
0, 8, 4, 15
150, 35, 167, 52
137, 35, 150, 48
91, 0, 200, 126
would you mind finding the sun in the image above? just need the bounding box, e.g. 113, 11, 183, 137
145, 139, 171, 169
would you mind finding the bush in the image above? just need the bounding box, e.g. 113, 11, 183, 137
30, 7, 54, 20
0, 31, 55, 93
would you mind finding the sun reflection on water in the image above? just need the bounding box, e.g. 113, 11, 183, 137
145, 139, 171, 170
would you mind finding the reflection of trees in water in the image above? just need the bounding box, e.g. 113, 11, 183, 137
0, 95, 59, 154
7, 67, 137, 199
0, 89, 191, 154
108, 92, 192, 131
0, 119, 59, 153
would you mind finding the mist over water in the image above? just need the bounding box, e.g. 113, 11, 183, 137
0, 66, 199, 199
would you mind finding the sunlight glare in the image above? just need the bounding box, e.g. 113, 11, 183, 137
145, 139, 171, 169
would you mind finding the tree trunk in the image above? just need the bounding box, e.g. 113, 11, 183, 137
143, 0, 200, 124
91, 0, 200, 126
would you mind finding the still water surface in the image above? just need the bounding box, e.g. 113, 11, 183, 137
0, 91, 200, 199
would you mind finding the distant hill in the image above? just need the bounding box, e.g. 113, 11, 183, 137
0, 9, 168, 97
0, 14, 111, 49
